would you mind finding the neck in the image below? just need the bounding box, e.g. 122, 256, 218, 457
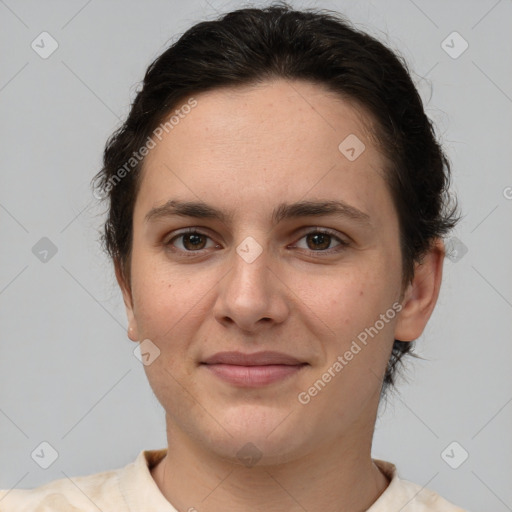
151, 418, 389, 512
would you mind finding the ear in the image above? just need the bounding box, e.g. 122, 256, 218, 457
114, 261, 139, 342
394, 238, 445, 342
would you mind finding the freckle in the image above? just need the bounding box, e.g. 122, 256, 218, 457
359, 290, 363, 296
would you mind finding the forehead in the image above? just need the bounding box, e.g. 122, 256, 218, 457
150, 79, 378, 160
135, 79, 394, 226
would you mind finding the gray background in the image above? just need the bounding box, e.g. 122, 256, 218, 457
1, 0, 511, 510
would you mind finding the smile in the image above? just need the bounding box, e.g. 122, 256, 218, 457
202, 363, 308, 387
200, 351, 309, 387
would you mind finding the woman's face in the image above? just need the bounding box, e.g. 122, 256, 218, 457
120, 79, 412, 464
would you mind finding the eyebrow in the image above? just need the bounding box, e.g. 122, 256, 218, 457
145, 199, 372, 227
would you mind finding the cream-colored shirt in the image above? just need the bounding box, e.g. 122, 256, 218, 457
0, 449, 467, 511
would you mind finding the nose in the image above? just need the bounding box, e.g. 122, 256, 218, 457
212, 237, 290, 334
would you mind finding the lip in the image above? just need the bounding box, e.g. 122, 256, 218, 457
201, 351, 308, 387
202, 351, 305, 366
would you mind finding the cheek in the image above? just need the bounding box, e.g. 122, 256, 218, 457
129, 248, 182, 337
133, 278, 189, 340
310, 266, 400, 384
304, 272, 399, 402
129, 248, 220, 352
316, 266, 397, 332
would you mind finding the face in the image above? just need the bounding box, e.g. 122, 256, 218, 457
119, 79, 437, 465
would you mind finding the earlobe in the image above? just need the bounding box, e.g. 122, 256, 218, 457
394, 239, 445, 342
114, 262, 140, 342
128, 325, 138, 342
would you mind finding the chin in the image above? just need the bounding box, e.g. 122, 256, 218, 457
196, 404, 319, 467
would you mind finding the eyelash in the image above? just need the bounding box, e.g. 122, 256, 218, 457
164, 227, 350, 258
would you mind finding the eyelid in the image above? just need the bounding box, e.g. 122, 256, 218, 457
164, 227, 219, 249
290, 227, 350, 252
293, 226, 350, 242
164, 226, 350, 256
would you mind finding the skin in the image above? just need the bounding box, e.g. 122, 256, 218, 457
116, 79, 445, 512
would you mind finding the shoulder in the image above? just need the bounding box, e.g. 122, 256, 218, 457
0, 467, 121, 512
0, 449, 168, 512
389, 478, 468, 512
371, 459, 469, 512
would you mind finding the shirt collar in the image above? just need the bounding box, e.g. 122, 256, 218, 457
118, 450, 408, 512
117, 449, 177, 512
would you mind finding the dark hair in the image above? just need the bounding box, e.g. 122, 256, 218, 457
92, 2, 459, 392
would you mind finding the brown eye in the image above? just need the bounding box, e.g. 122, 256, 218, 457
294, 229, 349, 254
181, 233, 207, 251
305, 232, 332, 251
166, 230, 216, 253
